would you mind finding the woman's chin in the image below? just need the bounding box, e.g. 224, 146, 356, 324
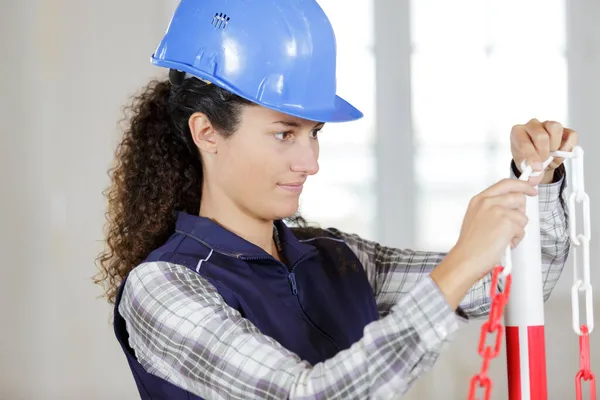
270, 200, 300, 220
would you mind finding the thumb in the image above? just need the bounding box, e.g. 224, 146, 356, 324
521, 151, 543, 173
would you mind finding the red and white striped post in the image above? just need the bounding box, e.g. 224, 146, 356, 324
503, 183, 548, 399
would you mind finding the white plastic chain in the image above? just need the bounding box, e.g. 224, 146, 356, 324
501, 146, 592, 336
560, 147, 593, 336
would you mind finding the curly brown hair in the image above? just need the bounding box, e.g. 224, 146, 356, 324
94, 72, 254, 304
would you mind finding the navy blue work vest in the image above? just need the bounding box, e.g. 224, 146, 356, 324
114, 211, 379, 399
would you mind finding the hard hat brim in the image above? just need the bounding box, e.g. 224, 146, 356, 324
152, 57, 364, 124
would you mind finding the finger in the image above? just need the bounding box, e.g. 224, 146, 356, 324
503, 192, 527, 213
524, 118, 550, 169
481, 192, 526, 213
511, 123, 543, 172
506, 208, 529, 228
560, 128, 579, 151
510, 230, 526, 249
543, 120, 563, 153
481, 178, 537, 198
505, 210, 528, 248
548, 128, 579, 170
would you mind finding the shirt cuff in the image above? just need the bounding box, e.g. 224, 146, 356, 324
390, 276, 460, 352
510, 160, 566, 214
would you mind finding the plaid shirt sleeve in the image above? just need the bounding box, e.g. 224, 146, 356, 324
328, 165, 570, 319
119, 260, 460, 399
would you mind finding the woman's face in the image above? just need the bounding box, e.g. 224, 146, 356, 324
205, 105, 323, 221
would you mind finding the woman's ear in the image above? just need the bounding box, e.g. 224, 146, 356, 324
189, 112, 218, 154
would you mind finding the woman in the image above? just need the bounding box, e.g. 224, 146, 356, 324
95, 0, 574, 399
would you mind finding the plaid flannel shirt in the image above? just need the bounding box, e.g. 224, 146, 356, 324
119, 171, 569, 399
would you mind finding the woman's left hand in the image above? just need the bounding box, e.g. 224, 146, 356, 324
510, 118, 579, 185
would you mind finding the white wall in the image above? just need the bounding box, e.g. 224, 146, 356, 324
1, 0, 599, 399
1, 1, 170, 398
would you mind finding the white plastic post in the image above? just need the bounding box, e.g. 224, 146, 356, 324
503, 187, 548, 399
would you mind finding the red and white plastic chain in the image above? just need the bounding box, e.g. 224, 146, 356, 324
467, 265, 512, 400
466, 149, 592, 400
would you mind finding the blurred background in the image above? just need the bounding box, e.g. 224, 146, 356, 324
1, 0, 599, 398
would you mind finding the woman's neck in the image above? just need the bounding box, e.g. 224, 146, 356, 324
199, 191, 280, 260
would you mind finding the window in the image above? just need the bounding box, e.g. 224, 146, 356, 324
411, 0, 567, 251
298, 0, 377, 238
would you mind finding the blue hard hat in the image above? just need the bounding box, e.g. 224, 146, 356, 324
151, 0, 363, 123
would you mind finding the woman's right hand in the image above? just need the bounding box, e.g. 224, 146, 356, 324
431, 178, 538, 309
454, 178, 537, 275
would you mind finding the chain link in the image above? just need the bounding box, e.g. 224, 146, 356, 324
561, 147, 596, 399
468, 266, 512, 400
576, 325, 596, 400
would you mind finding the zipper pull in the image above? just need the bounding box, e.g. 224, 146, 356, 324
288, 272, 298, 295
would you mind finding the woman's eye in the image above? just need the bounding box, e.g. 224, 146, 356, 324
310, 129, 321, 139
274, 132, 293, 141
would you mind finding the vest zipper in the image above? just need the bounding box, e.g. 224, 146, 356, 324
239, 254, 341, 352
288, 272, 298, 295
287, 262, 340, 352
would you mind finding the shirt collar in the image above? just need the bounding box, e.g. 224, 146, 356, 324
174, 211, 318, 265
